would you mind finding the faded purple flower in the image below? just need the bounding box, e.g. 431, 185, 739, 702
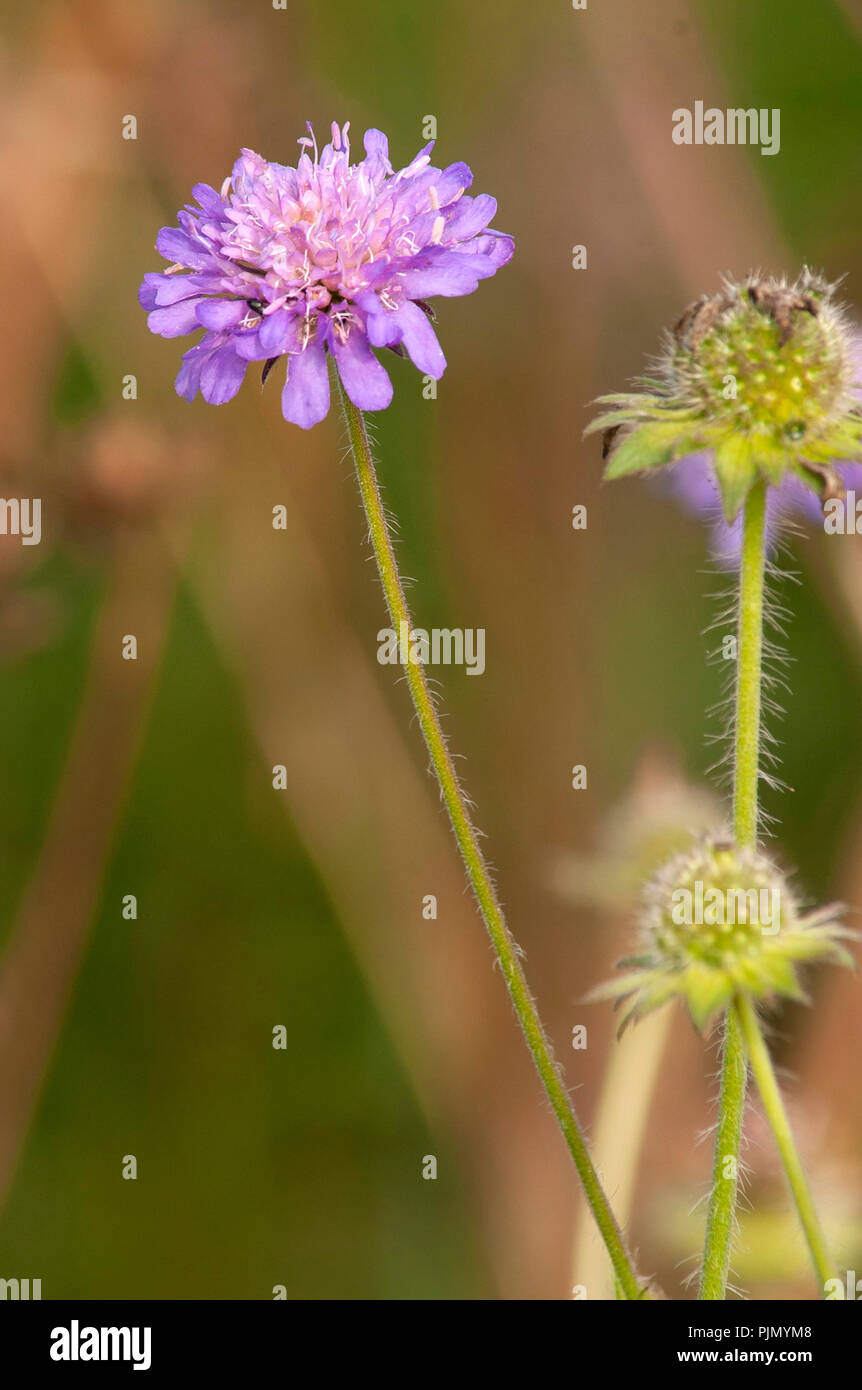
662, 453, 862, 561
139, 123, 514, 428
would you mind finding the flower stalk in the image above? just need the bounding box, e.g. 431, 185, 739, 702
700, 481, 767, 1299
736, 992, 838, 1290
698, 1003, 747, 1300
733, 480, 767, 851
699, 479, 839, 1299
333, 360, 647, 1300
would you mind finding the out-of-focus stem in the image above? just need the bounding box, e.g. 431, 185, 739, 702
737, 993, 838, 1292
572, 1007, 671, 1297
0, 531, 175, 1212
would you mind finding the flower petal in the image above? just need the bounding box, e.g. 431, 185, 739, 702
362, 129, 392, 181
394, 301, 446, 378
410, 161, 473, 207
152, 274, 212, 306
234, 329, 272, 362
138, 273, 161, 310
148, 297, 206, 337
196, 299, 248, 330
396, 251, 483, 298
464, 231, 515, 269
175, 341, 209, 401
446, 194, 498, 243
332, 330, 393, 412
156, 227, 213, 271
354, 292, 401, 349
281, 339, 330, 429
191, 183, 225, 216
200, 345, 248, 404
259, 308, 303, 355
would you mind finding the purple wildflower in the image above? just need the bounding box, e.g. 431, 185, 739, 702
139, 123, 514, 429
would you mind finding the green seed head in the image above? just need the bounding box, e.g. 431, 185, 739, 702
587, 270, 862, 521
648, 841, 789, 969
588, 836, 854, 1032
671, 275, 856, 461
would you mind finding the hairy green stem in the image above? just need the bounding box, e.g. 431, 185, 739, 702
737, 994, 838, 1292
730, 486, 834, 1290
732, 479, 767, 851
700, 481, 767, 1299
698, 1003, 747, 1299
333, 363, 646, 1300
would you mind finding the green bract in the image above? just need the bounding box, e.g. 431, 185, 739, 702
589, 837, 854, 1032
587, 270, 862, 521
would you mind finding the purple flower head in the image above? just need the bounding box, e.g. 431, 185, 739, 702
139, 123, 514, 428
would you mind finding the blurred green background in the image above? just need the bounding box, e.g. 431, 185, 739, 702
1, 0, 861, 1299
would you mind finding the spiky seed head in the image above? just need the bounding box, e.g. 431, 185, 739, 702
588, 836, 854, 1032
587, 270, 862, 522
